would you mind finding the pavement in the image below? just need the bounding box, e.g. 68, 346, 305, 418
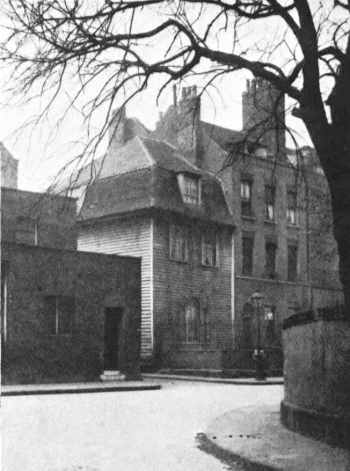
2, 379, 283, 471
1, 379, 161, 396
202, 403, 350, 471
143, 373, 284, 385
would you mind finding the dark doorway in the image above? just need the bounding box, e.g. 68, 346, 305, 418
104, 307, 123, 370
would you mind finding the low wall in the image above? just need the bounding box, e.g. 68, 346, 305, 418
281, 306, 350, 448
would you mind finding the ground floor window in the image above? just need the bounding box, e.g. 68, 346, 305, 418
184, 299, 200, 343
45, 296, 75, 335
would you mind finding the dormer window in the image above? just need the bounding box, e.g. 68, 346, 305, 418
178, 174, 201, 205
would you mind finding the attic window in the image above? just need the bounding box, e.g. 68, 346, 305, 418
178, 174, 201, 205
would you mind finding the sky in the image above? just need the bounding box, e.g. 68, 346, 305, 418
0, 73, 311, 192
0, 2, 314, 192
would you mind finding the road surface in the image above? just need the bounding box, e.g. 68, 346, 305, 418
2, 379, 283, 471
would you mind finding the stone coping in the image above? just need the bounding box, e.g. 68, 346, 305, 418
282, 305, 347, 330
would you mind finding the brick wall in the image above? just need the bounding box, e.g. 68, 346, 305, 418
1, 188, 77, 250
2, 243, 141, 384
152, 213, 233, 369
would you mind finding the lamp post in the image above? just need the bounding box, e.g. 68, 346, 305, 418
250, 291, 266, 381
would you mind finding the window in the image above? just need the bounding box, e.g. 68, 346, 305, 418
15, 216, 38, 245
184, 176, 200, 204
169, 224, 189, 262
185, 300, 200, 343
178, 174, 201, 205
45, 296, 74, 335
287, 243, 298, 281
201, 231, 218, 267
240, 179, 252, 216
242, 235, 254, 275
265, 241, 277, 279
287, 190, 297, 225
265, 185, 275, 221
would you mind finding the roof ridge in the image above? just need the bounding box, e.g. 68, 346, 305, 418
201, 120, 241, 135
140, 136, 201, 173
136, 136, 156, 166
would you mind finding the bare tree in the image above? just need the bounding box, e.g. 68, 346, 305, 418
1, 0, 350, 312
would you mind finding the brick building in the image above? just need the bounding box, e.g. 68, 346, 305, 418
73, 119, 235, 370
1, 142, 18, 189
1, 186, 142, 384
154, 81, 343, 373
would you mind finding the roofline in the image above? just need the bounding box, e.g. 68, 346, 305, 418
2, 240, 141, 262
1, 186, 77, 201
78, 206, 235, 229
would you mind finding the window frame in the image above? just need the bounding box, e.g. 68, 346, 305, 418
264, 184, 275, 222
178, 173, 201, 205
169, 224, 189, 263
242, 234, 254, 276
240, 178, 253, 217
201, 230, 219, 268
265, 240, 277, 279
15, 216, 38, 245
287, 189, 298, 225
45, 296, 74, 336
184, 299, 200, 344
287, 242, 298, 282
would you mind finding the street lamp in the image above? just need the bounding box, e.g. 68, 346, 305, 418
250, 291, 266, 381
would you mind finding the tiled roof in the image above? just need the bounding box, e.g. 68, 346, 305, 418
140, 137, 201, 175
201, 121, 243, 151
79, 166, 233, 226
79, 136, 233, 226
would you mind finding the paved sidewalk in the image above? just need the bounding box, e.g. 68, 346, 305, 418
202, 403, 350, 470
1, 380, 161, 396
143, 373, 283, 385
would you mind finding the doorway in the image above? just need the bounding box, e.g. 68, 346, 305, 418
104, 307, 123, 370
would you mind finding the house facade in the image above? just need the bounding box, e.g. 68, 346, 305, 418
154, 82, 343, 373
1, 186, 142, 384
76, 131, 235, 370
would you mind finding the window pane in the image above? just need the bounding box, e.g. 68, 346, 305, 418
287, 191, 297, 224
185, 301, 200, 343
183, 177, 199, 204
288, 245, 298, 281
15, 217, 37, 245
241, 180, 252, 216
242, 237, 253, 275
58, 297, 74, 334
265, 185, 275, 220
202, 232, 217, 266
170, 225, 188, 262
265, 242, 277, 278
45, 296, 57, 335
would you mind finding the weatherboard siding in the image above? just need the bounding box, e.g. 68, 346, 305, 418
78, 217, 153, 358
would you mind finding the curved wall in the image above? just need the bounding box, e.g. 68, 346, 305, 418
281, 314, 350, 449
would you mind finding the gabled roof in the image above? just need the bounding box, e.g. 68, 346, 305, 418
201, 121, 243, 152
78, 136, 233, 227
140, 137, 201, 175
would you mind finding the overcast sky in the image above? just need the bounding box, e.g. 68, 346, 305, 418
0, 2, 314, 193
